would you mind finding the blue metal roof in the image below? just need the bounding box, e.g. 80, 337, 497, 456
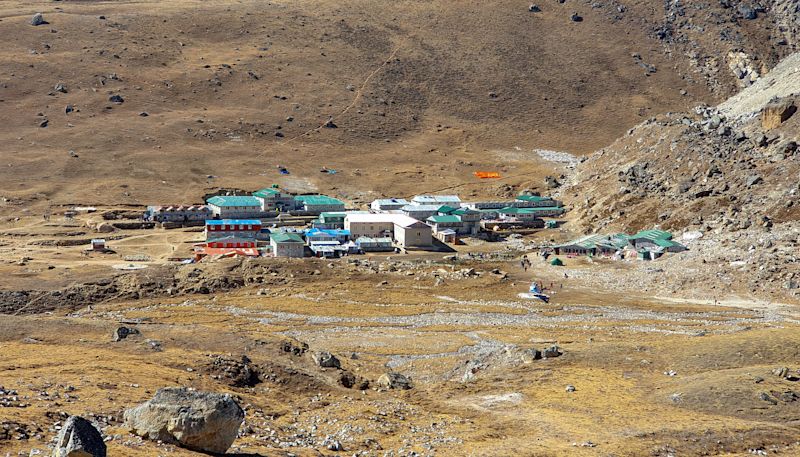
306, 228, 350, 236
206, 219, 262, 226
206, 196, 262, 207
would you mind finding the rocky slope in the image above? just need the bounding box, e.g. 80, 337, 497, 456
561, 51, 800, 300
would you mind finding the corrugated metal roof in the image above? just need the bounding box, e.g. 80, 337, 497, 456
437, 205, 459, 214
412, 195, 462, 204
270, 232, 304, 243
306, 228, 351, 237
427, 215, 462, 223
253, 188, 283, 198
199, 236, 255, 244
320, 212, 347, 219
518, 206, 564, 212
631, 229, 672, 241
653, 238, 684, 248
206, 219, 261, 225
207, 196, 262, 207
555, 234, 607, 249
294, 195, 345, 206
355, 236, 393, 245
373, 198, 409, 205
516, 195, 554, 202
402, 204, 442, 212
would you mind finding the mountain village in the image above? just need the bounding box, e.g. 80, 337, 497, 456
137, 186, 685, 263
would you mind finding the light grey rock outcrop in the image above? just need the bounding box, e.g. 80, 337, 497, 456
52, 416, 106, 457
124, 387, 244, 453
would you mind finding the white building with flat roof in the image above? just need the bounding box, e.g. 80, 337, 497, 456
344, 213, 432, 248
411, 195, 462, 205
370, 198, 409, 212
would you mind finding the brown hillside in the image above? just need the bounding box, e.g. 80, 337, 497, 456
0, 0, 741, 211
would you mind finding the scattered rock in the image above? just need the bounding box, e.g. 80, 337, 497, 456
52, 416, 106, 457
313, 351, 341, 369
324, 118, 337, 128
737, 4, 757, 20
761, 100, 796, 130
745, 175, 763, 187
204, 355, 260, 387
281, 340, 308, 356
759, 392, 778, 405
773, 367, 790, 378
544, 175, 561, 189
108, 95, 124, 104
95, 223, 114, 233
529, 5, 541, 12
541, 345, 562, 358
326, 439, 344, 451
54, 83, 67, 93
338, 371, 369, 390
112, 326, 140, 342
30, 13, 47, 26
565, 385, 576, 392
377, 372, 412, 390
570, 12, 583, 22
124, 387, 244, 454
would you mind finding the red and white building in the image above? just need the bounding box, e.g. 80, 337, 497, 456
204, 219, 262, 241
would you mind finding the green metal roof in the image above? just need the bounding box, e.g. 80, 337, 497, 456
452, 208, 479, 215
518, 206, 564, 212
427, 215, 462, 223
556, 234, 608, 249
319, 211, 346, 221
502, 206, 563, 214
270, 232, 303, 243
437, 205, 459, 214
253, 188, 282, 198
294, 195, 345, 206
207, 195, 262, 207
630, 229, 672, 241
516, 195, 553, 202
653, 238, 683, 248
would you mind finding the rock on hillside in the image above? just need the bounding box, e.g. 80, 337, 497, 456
124, 387, 244, 454
52, 416, 106, 457
719, 52, 800, 121
562, 52, 800, 299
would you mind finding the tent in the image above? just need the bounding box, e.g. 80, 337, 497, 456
550, 257, 564, 266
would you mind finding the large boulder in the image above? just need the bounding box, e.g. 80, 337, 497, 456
312, 351, 341, 369
30, 13, 47, 26
112, 326, 140, 342
761, 100, 796, 130
124, 387, 244, 454
377, 372, 413, 390
95, 222, 115, 233
52, 416, 106, 457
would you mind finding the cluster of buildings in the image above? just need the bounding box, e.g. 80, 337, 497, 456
144, 186, 347, 223
553, 229, 687, 260
145, 187, 566, 260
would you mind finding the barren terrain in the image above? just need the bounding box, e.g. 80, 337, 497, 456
2, 0, 800, 456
